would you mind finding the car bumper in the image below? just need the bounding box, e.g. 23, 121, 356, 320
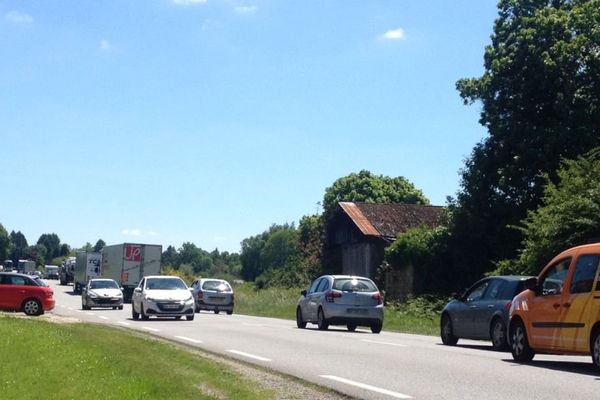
196, 300, 234, 311
87, 297, 124, 308
43, 298, 56, 312
143, 300, 195, 317
324, 303, 384, 325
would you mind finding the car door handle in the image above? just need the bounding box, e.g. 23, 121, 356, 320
553, 303, 561, 309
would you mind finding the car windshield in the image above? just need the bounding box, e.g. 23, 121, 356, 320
146, 278, 187, 290
202, 280, 232, 292
90, 280, 119, 289
333, 278, 377, 292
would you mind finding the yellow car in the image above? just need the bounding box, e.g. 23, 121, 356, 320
509, 243, 600, 369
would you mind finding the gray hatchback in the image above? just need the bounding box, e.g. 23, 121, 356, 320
296, 275, 384, 333
189, 278, 234, 314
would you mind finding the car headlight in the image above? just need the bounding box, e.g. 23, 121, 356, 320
89, 291, 98, 298
116, 292, 123, 297
145, 295, 156, 301
185, 296, 194, 304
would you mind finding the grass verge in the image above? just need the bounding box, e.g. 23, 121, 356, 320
0, 315, 273, 400
233, 283, 446, 336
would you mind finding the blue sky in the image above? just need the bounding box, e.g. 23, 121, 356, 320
1, 0, 497, 253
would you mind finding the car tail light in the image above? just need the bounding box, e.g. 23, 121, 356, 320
46, 289, 54, 298
372, 292, 383, 305
504, 300, 512, 312
198, 292, 204, 301
325, 290, 342, 302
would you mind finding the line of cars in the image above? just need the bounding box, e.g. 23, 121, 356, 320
440, 242, 600, 370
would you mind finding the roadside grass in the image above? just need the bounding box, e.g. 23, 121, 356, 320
233, 283, 446, 336
0, 315, 272, 400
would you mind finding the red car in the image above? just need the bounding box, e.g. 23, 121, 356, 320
0, 272, 56, 316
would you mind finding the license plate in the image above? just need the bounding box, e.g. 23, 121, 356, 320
346, 308, 367, 314
162, 304, 179, 309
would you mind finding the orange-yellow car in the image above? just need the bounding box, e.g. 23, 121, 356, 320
508, 243, 600, 369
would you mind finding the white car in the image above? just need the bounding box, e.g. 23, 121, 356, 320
131, 275, 195, 321
82, 278, 124, 310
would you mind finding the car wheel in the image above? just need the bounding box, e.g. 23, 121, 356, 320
226, 310, 233, 315
296, 307, 307, 329
591, 329, 600, 370
370, 322, 382, 334
491, 318, 508, 351
347, 324, 357, 332
441, 313, 458, 346
141, 304, 149, 321
317, 308, 328, 330
118, 306, 123, 310
132, 303, 139, 320
510, 319, 535, 362
214, 309, 220, 314
22, 299, 42, 316
186, 314, 194, 321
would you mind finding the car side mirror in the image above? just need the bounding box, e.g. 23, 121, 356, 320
525, 277, 538, 292
301, 289, 307, 297
189, 287, 194, 292
134, 287, 142, 293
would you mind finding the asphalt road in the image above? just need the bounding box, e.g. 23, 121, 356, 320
46, 280, 599, 400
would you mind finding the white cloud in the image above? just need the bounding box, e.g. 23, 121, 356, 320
122, 229, 142, 237
379, 28, 406, 41
99, 39, 112, 51
172, 0, 208, 5
5, 10, 33, 25
234, 5, 258, 14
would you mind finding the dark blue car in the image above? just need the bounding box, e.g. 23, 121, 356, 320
440, 276, 530, 350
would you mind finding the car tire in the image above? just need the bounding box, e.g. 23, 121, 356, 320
186, 314, 194, 321
441, 313, 458, 346
118, 306, 123, 310
490, 318, 508, 351
226, 310, 233, 315
510, 319, 535, 362
296, 307, 307, 329
317, 308, 328, 330
370, 322, 382, 334
214, 310, 220, 314
22, 299, 42, 316
591, 329, 600, 370
347, 324, 357, 332
141, 304, 149, 321
132, 303, 139, 320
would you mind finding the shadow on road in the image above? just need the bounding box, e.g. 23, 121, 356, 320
501, 358, 599, 378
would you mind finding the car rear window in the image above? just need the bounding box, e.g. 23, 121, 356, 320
333, 278, 377, 292
202, 280, 232, 292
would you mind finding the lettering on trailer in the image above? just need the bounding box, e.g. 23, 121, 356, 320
124, 245, 142, 262
88, 255, 101, 274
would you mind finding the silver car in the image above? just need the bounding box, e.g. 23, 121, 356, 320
81, 278, 124, 310
296, 275, 384, 333
189, 278, 234, 314
131, 275, 195, 321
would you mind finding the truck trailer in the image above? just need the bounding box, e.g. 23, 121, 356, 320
101, 243, 162, 302
59, 256, 76, 285
73, 251, 102, 293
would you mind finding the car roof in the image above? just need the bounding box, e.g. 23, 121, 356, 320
145, 275, 181, 279
89, 278, 117, 282
486, 275, 532, 281
0, 272, 32, 278
322, 275, 373, 280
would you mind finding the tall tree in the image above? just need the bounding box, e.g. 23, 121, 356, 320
0, 223, 9, 263
93, 239, 106, 252
9, 231, 28, 264
452, 0, 600, 275
323, 170, 429, 218
37, 233, 61, 260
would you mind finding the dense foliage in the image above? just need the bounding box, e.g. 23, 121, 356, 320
162, 243, 241, 281
447, 0, 600, 280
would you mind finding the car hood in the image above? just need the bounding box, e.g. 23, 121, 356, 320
145, 289, 192, 301
90, 289, 122, 297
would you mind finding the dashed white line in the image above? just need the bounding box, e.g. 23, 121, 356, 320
227, 349, 271, 362
142, 326, 160, 332
98, 316, 109, 320
320, 375, 412, 399
117, 321, 131, 326
242, 323, 264, 327
175, 336, 203, 344
361, 339, 408, 347
85, 312, 94, 316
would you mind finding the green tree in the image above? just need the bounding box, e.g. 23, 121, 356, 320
9, 231, 28, 264
177, 242, 213, 275
297, 214, 323, 281
452, 0, 600, 276
37, 233, 61, 260
240, 224, 295, 282
322, 170, 429, 218
93, 239, 106, 252
60, 243, 70, 257
504, 149, 600, 275
0, 223, 9, 263
24, 244, 47, 266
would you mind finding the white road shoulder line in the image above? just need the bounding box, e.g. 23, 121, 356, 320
117, 321, 131, 326
142, 326, 160, 332
361, 339, 408, 347
227, 349, 271, 362
175, 336, 203, 344
320, 375, 412, 399
98, 316, 109, 320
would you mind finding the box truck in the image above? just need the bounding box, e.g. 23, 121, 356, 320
73, 251, 102, 293
59, 256, 76, 285
101, 243, 162, 302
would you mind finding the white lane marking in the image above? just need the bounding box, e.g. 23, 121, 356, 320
59, 305, 66, 308
142, 327, 160, 332
242, 323, 264, 327
85, 312, 94, 316
117, 321, 131, 326
175, 336, 203, 344
98, 316, 109, 320
67, 307, 74, 311
227, 350, 271, 362
320, 375, 412, 399
361, 339, 408, 347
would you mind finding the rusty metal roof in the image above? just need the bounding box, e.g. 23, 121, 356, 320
339, 202, 445, 239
